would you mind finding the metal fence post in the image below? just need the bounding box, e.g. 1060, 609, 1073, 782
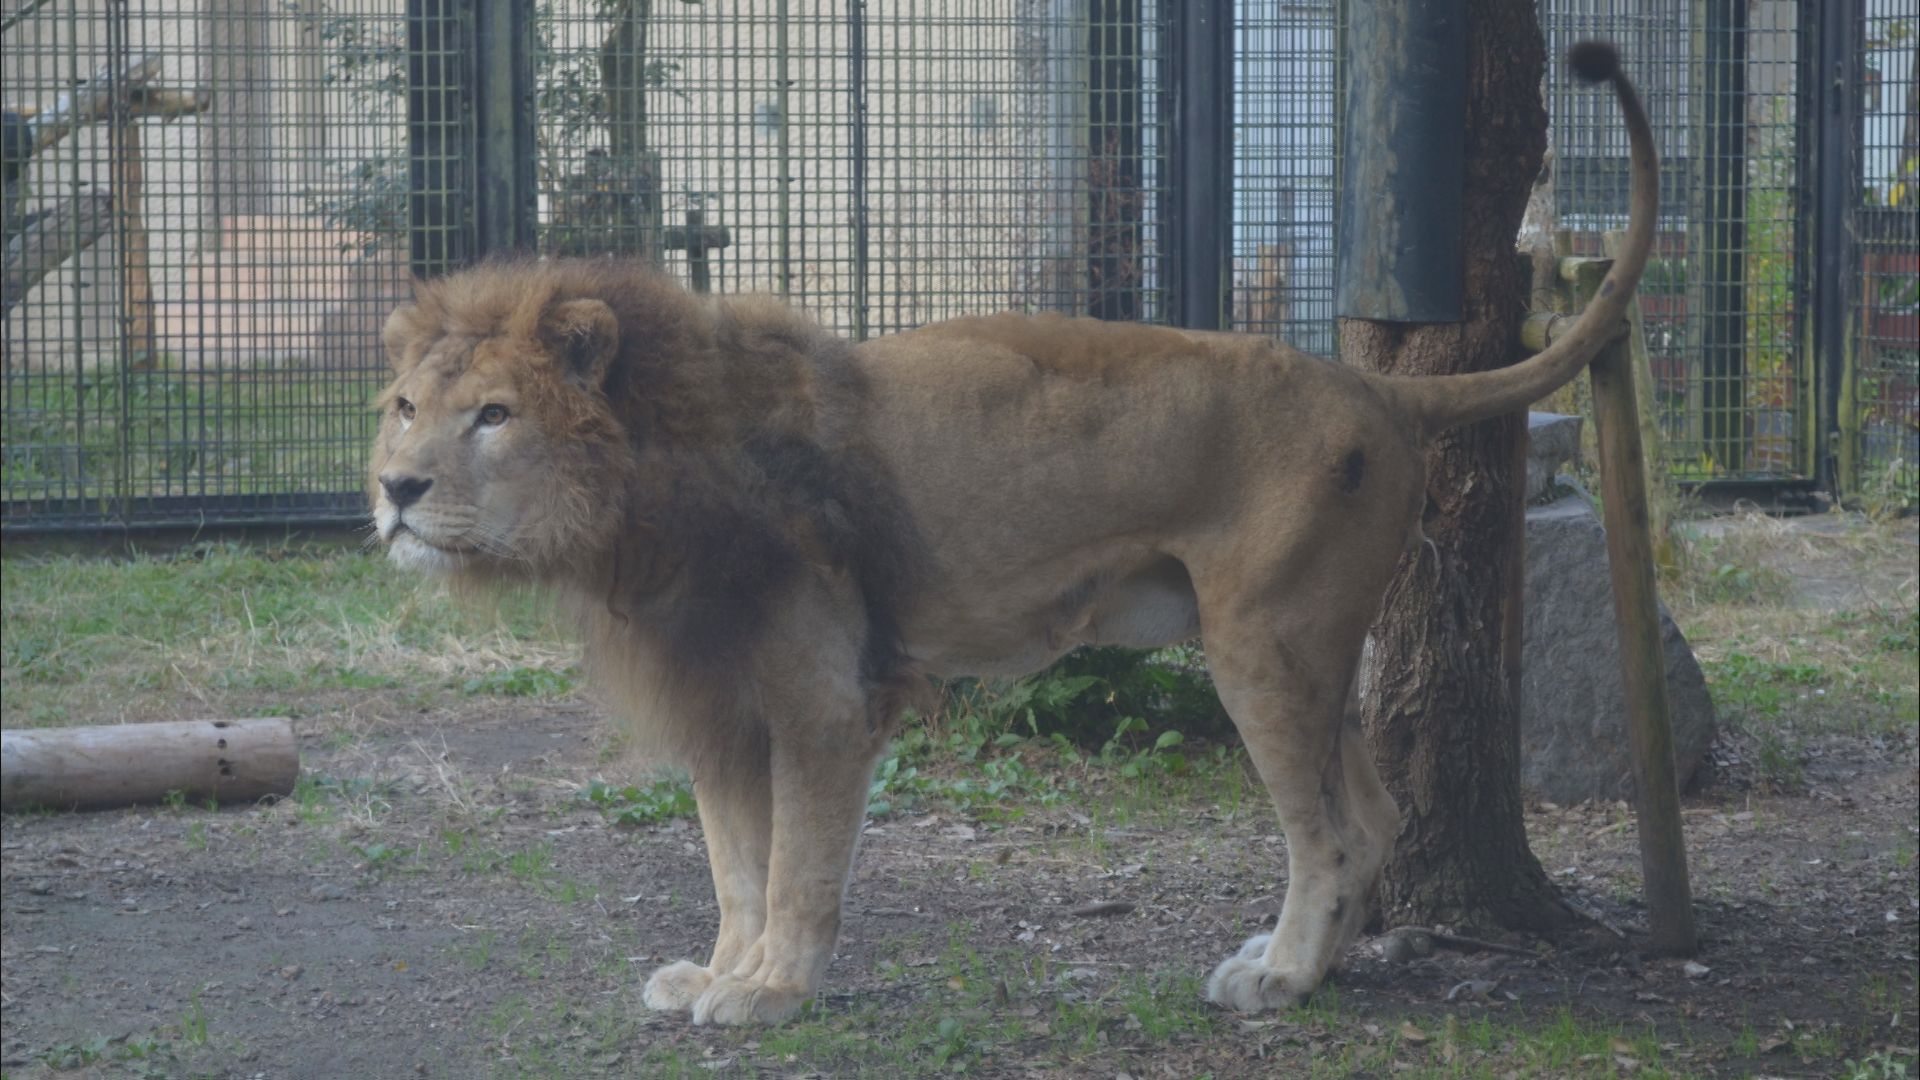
1802, 0, 1861, 494
1691, 0, 1748, 475
849, 0, 871, 340
472, 0, 535, 258
1168, 0, 1231, 330
1088, 0, 1143, 321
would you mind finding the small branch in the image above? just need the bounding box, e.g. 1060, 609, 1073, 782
27, 55, 164, 155
2, 0, 56, 35
1557, 896, 1631, 941
1382, 924, 1538, 958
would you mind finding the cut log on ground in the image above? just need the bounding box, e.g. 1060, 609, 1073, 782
1, 718, 298, 811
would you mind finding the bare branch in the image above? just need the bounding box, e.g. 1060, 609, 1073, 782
27, 55, 164, 155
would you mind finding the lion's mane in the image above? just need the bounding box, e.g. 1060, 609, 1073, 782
382, 259, 927, 758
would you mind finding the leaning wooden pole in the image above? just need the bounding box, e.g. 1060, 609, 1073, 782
1541, 255, 1697, 956
1590, 312, 1698, 956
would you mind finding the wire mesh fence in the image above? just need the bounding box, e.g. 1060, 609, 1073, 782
2, 0, 1913, 532
3, 0, 416, 530
533, 0, 1171, 336
1851, 0, 1918, 500
1542, 0, 1810, 483
1232, 0, 1337, 355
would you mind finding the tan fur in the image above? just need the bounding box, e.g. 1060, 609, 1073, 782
370, 52, 1655, 1025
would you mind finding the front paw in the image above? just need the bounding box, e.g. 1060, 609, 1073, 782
1203, 934, 1314, 1013
643, 960, 714, 1012
690, 974, 812, 1026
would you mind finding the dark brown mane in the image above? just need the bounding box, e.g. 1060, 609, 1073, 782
395, 257, 927, 731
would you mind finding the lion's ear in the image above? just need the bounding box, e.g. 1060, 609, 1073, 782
381, 303, 425, 375
540, 298, 619, 386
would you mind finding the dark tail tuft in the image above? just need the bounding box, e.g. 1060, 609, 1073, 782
1567, 40, 1620, 84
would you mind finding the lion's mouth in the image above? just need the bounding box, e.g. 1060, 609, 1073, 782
392, 522, 477, 554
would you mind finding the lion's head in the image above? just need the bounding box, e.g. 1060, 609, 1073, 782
368, 261, 701, 579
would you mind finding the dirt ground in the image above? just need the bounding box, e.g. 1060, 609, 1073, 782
2, 518, 1916, 1079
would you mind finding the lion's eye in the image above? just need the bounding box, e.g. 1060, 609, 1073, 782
478, 404, 510, 427
397, 398, 416, 422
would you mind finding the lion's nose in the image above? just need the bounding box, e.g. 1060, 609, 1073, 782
380, 473, 433, 509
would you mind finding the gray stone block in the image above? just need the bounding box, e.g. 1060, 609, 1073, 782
1520, 496, 1717, 804
1527, 412, 1584, 503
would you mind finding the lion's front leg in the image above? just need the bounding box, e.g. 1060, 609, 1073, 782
690, 716, 883, 1026
643, 764, 773, 1013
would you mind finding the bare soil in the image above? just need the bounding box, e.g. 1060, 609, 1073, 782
2, 520, 1916, 1079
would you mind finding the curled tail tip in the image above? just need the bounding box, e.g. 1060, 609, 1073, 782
1567, 40, 1621, 84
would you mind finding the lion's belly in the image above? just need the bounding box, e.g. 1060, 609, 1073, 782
905, 555, 1200, 679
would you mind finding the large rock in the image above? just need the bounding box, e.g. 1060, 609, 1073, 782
1526, 412, 1585, 503
1520, 495, 1717, 803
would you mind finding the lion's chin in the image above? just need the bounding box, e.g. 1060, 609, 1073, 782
385, 530, 469, 576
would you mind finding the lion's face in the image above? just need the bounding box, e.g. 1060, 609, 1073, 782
369, 292, 628, 579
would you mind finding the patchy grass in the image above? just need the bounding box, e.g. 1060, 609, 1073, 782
1, 362, 387, 503
1668, 514, 1919, 789
0, 542, 574, 727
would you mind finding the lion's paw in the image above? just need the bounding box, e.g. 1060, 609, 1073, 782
643, 960, 715, 1012
1203, 934, 1314, 1013
690, 974, 812, 1026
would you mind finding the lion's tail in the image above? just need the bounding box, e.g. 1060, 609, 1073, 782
1374, 42, 1657, 440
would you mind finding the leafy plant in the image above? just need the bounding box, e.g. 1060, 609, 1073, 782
992, 645, 1231, 748
1845, 1050, 1916, 1080
581, 775, 697, 827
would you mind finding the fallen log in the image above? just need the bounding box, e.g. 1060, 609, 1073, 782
1, 718, 299, 811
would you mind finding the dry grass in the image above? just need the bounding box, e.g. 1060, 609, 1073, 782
0, 542, 579, 728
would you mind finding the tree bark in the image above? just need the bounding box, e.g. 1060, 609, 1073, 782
1345, 0, 1568, 931
3, 192, 113, 313
203, 0, 274, 241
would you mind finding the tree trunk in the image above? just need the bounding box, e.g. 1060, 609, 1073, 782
203, 0, 274, 244
1345, 0, 1568, 931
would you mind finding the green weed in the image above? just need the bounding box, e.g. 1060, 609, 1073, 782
581, 775, 697, 827
179, 988, 209, 1046
461, 664, 576, 697
1845, 1050, 1917, 1080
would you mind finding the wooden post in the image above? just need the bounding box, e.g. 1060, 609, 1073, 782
1606, 230, 1673, 572
1, 718, 299, 811
112, 107, 155, 361
1563, 255, 1698, 956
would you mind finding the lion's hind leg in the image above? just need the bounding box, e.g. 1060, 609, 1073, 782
1197, 606, 1399, 1013
643, 763, 773, 1013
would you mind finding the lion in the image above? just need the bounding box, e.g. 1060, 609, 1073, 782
369, 44, 1653, 1026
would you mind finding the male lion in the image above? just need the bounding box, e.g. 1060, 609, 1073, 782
370, 45, 1652, 1025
